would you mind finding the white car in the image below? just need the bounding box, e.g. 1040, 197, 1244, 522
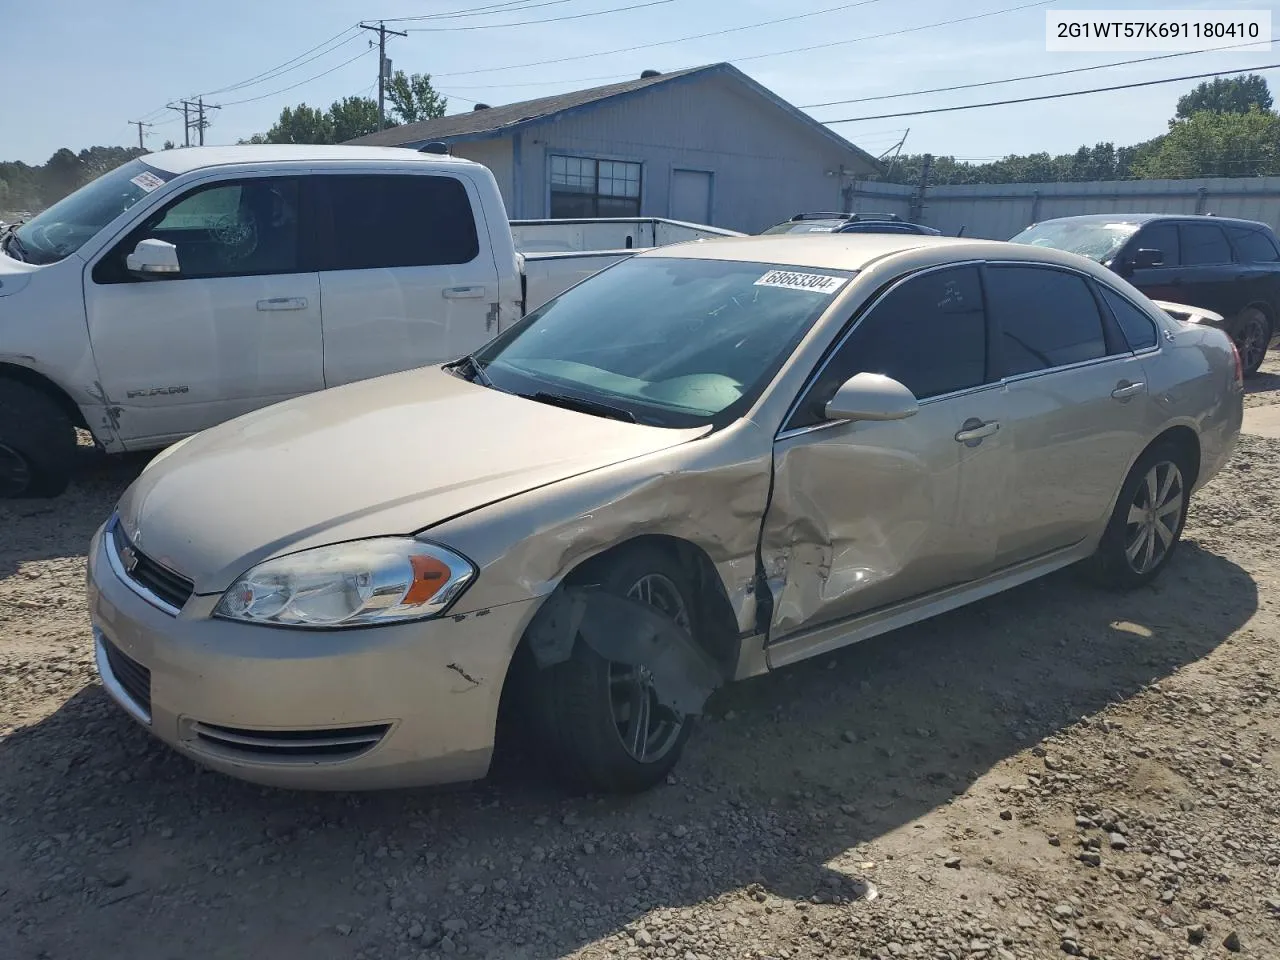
0, 145, 735, 498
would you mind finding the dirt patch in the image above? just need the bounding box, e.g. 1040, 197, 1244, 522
2, 421, 1279, 959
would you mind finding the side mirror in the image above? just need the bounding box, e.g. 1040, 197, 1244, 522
1131, 248, 1164, 270
126, 238, 180, 277
824, 372, 919, 422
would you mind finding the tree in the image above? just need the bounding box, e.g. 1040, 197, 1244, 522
1176, 74, 1273, 119
1133, 107, 1280, 178
327, 96, 382, 142
40, 149, 84, 206
262, 104, 333, 144
386, 70, 448, 124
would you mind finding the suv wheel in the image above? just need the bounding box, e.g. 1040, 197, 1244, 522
1233, 306, 1270, 378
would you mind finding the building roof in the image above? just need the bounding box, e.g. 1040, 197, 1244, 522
346, 63, 881, 174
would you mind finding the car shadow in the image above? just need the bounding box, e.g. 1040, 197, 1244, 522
0, 542, 1256, 960
0, 451, 149, 580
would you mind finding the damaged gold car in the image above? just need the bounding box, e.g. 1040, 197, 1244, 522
87, 234, 1243, 794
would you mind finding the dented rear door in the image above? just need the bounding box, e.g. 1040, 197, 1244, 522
759, 263, 1011, 646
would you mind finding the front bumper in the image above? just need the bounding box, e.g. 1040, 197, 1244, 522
86, 524, 538, 790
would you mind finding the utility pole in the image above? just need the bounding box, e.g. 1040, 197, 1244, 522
128, 120, 152, 150
359, 21, 407, 129
909, 153, 932, 224
167, 99, 221, 147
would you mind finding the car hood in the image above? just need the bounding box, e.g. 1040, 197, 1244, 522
115, 366, 708, 594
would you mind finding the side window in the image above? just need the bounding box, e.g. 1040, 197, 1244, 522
1180, 223, 1233, 265
1226, 224, 1280, 262
96, 178, 301, 282
1133, 222, 1179, 267
789, 265, 987, 429
1100, 287, 1159, 351
986, 266, 1107, 376
318, 175, 479, 270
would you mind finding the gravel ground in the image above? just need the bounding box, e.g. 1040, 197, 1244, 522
2, 363, 1280, 960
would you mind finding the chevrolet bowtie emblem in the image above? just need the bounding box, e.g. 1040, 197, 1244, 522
119, 542, 139, 574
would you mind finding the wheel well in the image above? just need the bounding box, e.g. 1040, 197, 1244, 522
0, 363, 89, 431
560, 534, 743, 673
1151, 425, 1201, 489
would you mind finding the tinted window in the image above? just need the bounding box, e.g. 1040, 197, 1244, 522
986, 266, 1106, 375
790, 265, 987, 428
1100, 287, 1159, 351
98, 178, 300, 282
1133, 222, 1179, 267
319, 175, 478, 269
1226, 224, 1280, 262
1180, 223, 1232, 265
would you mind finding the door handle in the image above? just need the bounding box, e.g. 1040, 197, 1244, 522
256, 297, 308, 311
443, 286, 486, 300
954, 419, 1000, 443
1111, 381, 1146, 400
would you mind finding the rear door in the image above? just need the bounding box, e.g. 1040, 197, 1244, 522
762, 264, 1010, 643
1176, 221, 1242, 317
84, 175, 324, 445
310, 172, 501, 388
985, 263, 1151, 567
1224, 223, 1280, 315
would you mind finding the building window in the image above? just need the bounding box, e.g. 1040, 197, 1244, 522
549, 155, 641, 218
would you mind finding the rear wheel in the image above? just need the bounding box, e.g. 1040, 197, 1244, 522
1232, 306, 1270, 378
0, 380, 76, 499
1083, 441, 1191, 590
530, 547, 697, 794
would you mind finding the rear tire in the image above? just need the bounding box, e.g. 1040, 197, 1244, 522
1231, 306, 1270, 378
529, 546, 698, 795
0, 380, 76, 499
1083, 441, 1192, 590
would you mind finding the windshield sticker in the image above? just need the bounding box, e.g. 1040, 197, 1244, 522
129, 171, 166, 193
754, 270, 846, 294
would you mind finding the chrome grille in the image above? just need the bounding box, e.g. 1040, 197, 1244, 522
186, 722, 391, 763
109, 519, 194, 613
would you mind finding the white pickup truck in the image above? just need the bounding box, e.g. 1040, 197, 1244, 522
0, 145, 738, 498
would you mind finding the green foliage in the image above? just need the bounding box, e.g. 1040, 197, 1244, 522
328, 96, 383, 142
0, 146, 147, 214
1134, 107, 1280, 178
247, 95, 386, 144
386, 70, 448, 124
1176, 74, 1273, 120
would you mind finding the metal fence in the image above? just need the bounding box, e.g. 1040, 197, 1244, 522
846, 177, 1280, 241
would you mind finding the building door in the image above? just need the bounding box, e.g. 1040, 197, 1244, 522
670, 169, 713, 225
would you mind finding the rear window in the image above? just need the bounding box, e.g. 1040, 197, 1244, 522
1226, 224, 1280, 262
1100, 287, 1159, 351
1180, 223, 1232, 266
986, 265, 1107, 375
316, 174, 479, 270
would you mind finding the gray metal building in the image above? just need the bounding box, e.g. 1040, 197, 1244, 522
348, 63, 882, 234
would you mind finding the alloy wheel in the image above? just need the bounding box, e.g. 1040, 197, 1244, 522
1236, 312, 1269, 374
1123, 460, 1185, 575
607, 573, 691, 763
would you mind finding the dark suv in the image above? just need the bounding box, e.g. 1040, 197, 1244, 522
1011, 213, 1280, 376
761, 212, 941, 236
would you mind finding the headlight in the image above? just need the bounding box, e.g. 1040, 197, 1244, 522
213, 539, 475, 628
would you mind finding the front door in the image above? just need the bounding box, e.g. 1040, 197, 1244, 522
84, 176, 324, 446
983, 263, 1152, 566
761, 264, 1010, 643
309, 172, 501, 388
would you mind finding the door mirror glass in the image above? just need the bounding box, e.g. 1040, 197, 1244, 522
1131, 247, 1164, 269
825, 372, 919, 422
126, 238, 180, 277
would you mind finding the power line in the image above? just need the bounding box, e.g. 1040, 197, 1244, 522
383, 0, 577, 22
405, 0, 678, 32
196, 24, 361, 97
218, 48, 377, 107
824, 63, 1280, 123
801, 39, 1275, 109
360, 21, 409, 129
433, 0, 911, 76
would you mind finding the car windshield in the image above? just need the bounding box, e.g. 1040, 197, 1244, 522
1010, 220, 1139, 264
471, 256, 853, 428
759, 220, 846, 235
8, 159, 174, 265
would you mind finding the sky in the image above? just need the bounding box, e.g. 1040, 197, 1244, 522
2, 0, 1277, 166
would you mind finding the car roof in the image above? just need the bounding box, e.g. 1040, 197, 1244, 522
141, 144, 477, 176
1032, 212, 1272, 230
637, 233, 1104, 272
